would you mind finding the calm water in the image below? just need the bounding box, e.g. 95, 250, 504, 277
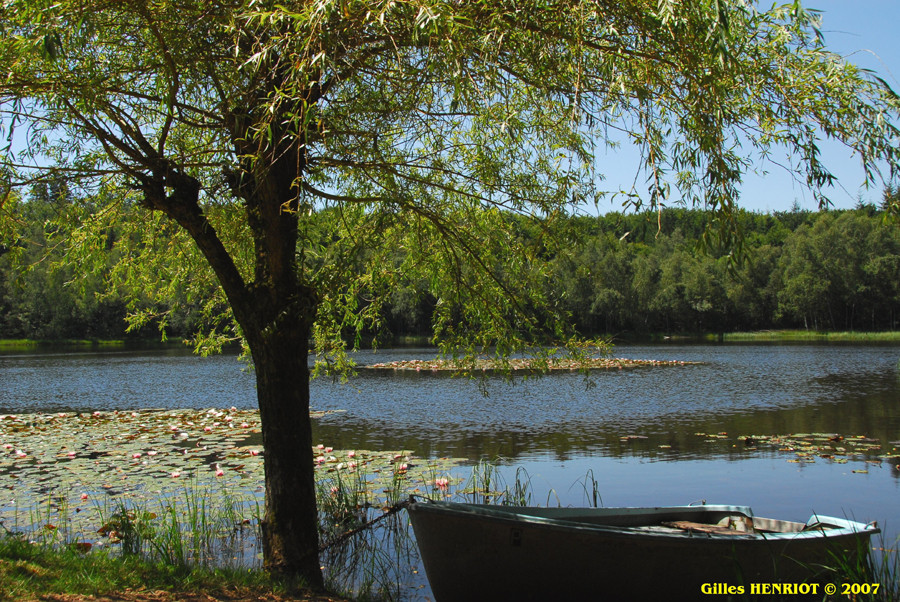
2, 343, 899, 595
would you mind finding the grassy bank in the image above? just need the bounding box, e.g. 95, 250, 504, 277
722, 330, 900, 342
0, 339, 127, 350
0, 534, 345, 601
0, 338, 191, 351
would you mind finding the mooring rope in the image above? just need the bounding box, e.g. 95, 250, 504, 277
319, 497, 413, 552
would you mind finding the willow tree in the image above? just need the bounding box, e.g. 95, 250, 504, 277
2, 0, 898, 586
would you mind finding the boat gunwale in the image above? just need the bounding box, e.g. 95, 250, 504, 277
408, 500, 879, 541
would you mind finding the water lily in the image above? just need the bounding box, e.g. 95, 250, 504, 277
249, 450, 260, 456
170, 471, 181, 478
435, 477, 450, 490
324, 446, 333, 453
347, 450, 356, 458
81, 493, 88, 500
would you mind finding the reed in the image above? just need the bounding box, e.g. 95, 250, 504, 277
316, 464, 418, 601
822, 535, 900, 602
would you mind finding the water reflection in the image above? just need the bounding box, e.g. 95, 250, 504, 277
2, 344, 899, 465
307, 345, 900, 464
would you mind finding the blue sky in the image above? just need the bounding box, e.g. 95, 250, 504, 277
592, 1, 900, 215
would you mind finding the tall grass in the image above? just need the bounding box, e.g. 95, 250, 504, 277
818, 534, 900, 602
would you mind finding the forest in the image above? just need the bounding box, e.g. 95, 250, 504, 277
2, 183, 900, 342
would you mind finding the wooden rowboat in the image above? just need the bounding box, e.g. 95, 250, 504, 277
407, 499, 878, 601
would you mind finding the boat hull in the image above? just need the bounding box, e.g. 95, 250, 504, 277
408, 501, 878, 602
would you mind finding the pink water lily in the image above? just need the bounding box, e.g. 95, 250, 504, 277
347, 450, 356, 458
324, 446, 333, 453
132, 453, 141, 459
249, 450, 260, 456
435, 477, 450, 490
171, 471, 181, 478
81, 493, 88, 500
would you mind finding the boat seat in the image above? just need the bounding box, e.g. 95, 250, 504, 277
661, 518, 754, 535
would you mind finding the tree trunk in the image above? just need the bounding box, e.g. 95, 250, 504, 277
246, 307, 323, 588
140, 171, 324, 588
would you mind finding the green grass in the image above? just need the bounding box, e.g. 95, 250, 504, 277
820, 534, 900, 602
0, 533, 334, 601
0, 338, 140, 349
723, 330, 900, 342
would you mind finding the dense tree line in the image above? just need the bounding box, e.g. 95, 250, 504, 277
381, 201, 900, 337
3, 192, 900, 341
0, 182, 213, 341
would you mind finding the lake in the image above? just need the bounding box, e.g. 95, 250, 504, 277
2, 342, 899, 597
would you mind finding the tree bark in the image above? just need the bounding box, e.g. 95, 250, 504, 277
247, 309, 322, 587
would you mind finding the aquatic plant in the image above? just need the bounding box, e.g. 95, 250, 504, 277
819, 533, 900, 602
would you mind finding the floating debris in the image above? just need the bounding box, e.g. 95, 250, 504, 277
364, 357, 701, 372
691, 431, 898, 467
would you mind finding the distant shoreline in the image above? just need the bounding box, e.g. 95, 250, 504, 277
2, 330, 900, 352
